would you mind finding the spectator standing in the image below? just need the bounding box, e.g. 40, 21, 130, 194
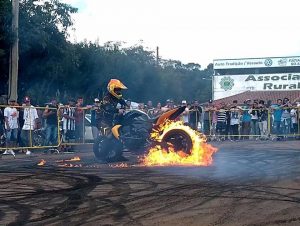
216, 103, 227, 141
125, 99, 132, 112
62, 98, 76, 142
138, 103, 147, 113
240, 101, 251, 140
224, 104, 231, 140
250, 102, 260, 137
91, 98, 100, 140
211, 104, 218, 138
153, 102, 163, 117
180, 100, 189, 125
35, 105, 44, 129
162, 99, 176, 112
290, 103, 298, 135
146, 100, 155, 118
189, 100, 202, 131
17, 103, 25, 148
281, 97, 292, 137
21, 96, 38, 155
43, 98, 59, 146
258, 100, 269, 139
203, 100, 213, 135
272, 99, 283, 140
229, 100, 240, 140
75, 97, 85, 142
3, 99, 19, 157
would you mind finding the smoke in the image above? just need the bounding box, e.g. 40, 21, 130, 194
147, 143, 299, 184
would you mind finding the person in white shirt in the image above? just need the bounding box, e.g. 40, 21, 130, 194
3, 99, 19, 157
21, 96, 39, 155
180, 100, 190, 125
229, 100, 241, 140
290, 103, 298, 135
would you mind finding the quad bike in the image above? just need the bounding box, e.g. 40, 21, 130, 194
93, 106, 193, 162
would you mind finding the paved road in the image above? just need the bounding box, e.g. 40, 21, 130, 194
0, 140, 300, 226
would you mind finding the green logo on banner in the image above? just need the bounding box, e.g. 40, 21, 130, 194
220, 77, 234, 91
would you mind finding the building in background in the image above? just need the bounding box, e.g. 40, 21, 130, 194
212, 56, 300, 102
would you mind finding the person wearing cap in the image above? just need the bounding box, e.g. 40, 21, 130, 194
180, 100, 190, 125
21, 96, 39, 155
162, 99, 175, 112
244, 99, 251, 106
3, 99, 19, 157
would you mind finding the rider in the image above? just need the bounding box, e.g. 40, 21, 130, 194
95, 79, 128, 163
96, 79, 128, 131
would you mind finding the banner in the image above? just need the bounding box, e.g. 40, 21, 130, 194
213, 56, 300, 69
213, 73, 300, 100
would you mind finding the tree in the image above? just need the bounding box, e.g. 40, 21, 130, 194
18, 0, 77, 102
0, 0, 12, 93
0, 0, 213, 105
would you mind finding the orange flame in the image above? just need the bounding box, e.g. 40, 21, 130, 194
56, 156, 81, 163
68, 156, 81, 161
37, 159, 46, 166
141, 120, 217, 166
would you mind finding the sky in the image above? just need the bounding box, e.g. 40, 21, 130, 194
61, 0, 300, 68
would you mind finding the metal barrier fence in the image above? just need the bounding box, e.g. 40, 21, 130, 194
199, 107, 300, 140
0, 104, 94, 152
59, 106, 94, 146
0, 105, 60, 151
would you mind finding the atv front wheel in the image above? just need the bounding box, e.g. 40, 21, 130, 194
93, 137, 123, 162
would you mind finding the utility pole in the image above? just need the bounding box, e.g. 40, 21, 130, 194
8, 0, 19, 102
156, 46, 159, 65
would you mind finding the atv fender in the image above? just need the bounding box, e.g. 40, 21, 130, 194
111, 125, 122, 140
154, 106, 186, 126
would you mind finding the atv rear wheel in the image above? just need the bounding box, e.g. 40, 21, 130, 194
93, 137, 123, 162
161, 129, 193, 154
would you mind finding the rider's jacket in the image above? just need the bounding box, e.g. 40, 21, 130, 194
95, 93, 126, 127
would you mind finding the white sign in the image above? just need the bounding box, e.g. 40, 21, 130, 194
213, 73, 300, 100
213, 56, 300, 69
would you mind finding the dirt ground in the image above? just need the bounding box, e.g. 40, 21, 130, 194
0, 140, 300, 226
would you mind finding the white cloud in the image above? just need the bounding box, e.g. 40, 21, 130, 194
61, 0, 300, 67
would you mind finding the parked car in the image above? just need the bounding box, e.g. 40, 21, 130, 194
84, 113, 93, 142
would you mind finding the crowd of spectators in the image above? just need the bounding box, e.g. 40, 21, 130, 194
0, 96, 89, 156
128, 97, 300, 141
1, 95, 299, 157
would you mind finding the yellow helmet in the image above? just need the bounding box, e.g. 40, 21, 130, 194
107, 79, 127, 99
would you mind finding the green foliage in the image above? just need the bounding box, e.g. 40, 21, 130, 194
0, 0, 12, 89
0, 0, 212, 105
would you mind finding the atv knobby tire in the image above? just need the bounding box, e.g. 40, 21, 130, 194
93, 137, 123, 162
161, 129, 193, 154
